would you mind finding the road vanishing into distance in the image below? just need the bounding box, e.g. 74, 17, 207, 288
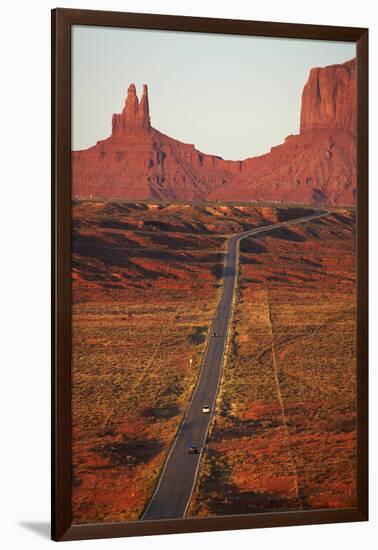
142, 211, 328, 521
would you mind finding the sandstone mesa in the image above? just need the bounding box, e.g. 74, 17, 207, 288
72, 59, 356, 206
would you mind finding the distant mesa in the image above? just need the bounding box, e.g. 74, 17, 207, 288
72, 59, 356, 206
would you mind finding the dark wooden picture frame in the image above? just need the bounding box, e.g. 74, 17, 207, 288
52, 8, 368, 542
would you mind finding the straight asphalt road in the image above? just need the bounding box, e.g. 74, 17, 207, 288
142, 210, 327, 521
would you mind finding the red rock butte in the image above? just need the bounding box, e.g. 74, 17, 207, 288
73, 59, 356, 206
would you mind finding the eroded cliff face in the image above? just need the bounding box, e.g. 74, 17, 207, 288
72, 83, 242, 200
300, 59, 356, 134
212, 129, 356, 206
72, 60, 357, 206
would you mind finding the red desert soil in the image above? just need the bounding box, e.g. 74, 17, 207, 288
73, 59, 356, 206
71, 201, 314, 523
188, 210, 356, 516
72, 202, 356, 521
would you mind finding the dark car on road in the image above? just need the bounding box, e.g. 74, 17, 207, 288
212, 332, 218, 337
188, 446, 199, 454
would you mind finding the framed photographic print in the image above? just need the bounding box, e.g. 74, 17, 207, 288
52, 8, 368, 542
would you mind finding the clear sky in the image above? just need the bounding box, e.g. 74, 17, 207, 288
72, 26, 355, 160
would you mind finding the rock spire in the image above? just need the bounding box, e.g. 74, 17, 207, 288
112, 83, 151, 133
